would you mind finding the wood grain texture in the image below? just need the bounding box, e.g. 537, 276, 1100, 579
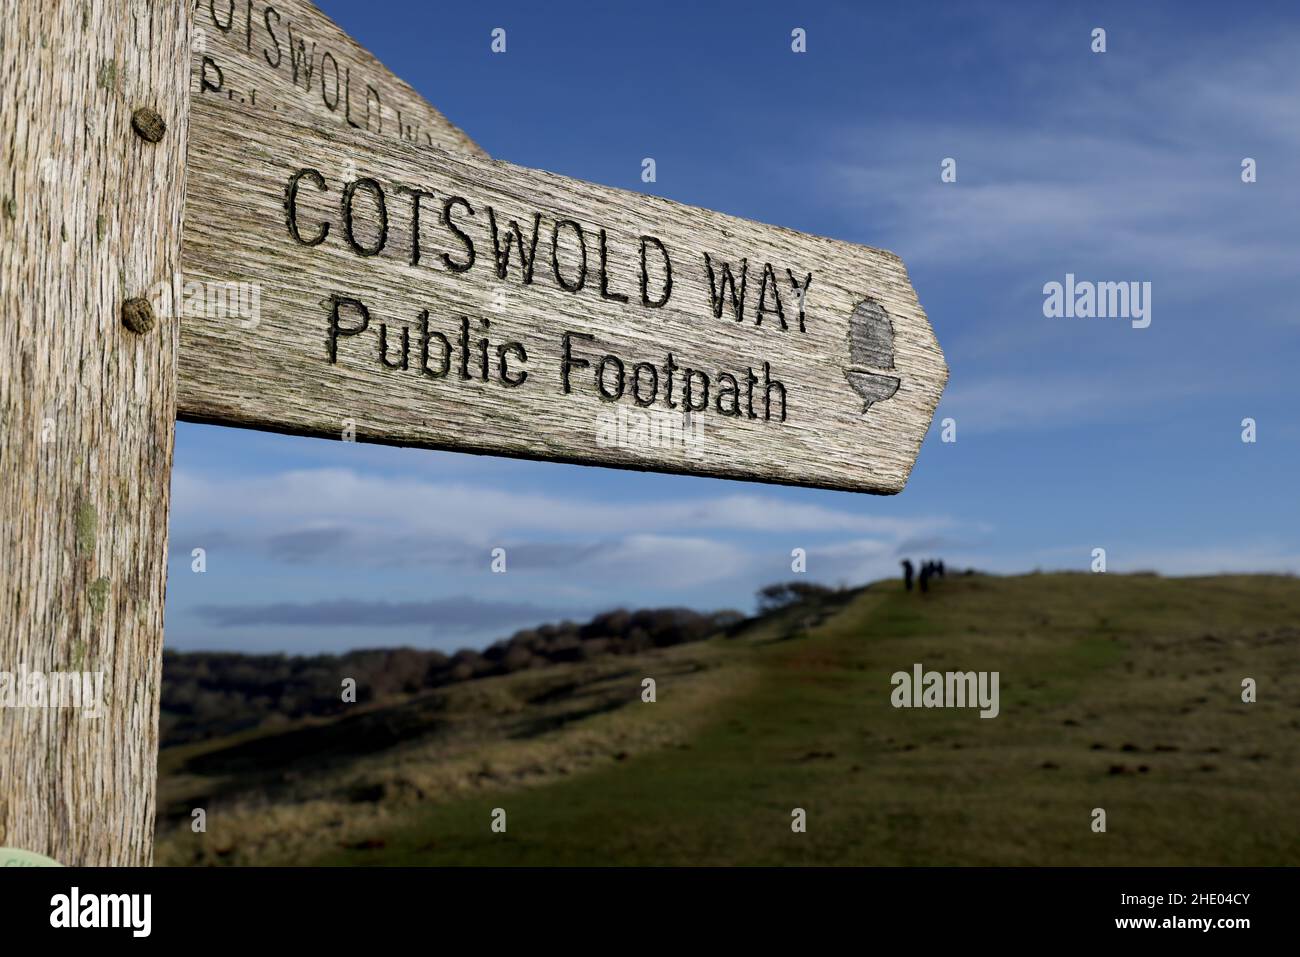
191, 0, 485, 157
0, 1, 190, 864
180, 96, 947, 493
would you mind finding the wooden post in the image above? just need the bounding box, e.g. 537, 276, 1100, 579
0, 0, 192, 865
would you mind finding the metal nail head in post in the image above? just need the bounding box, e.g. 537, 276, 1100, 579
131, 107, 166, 143
121, 297, 156, 335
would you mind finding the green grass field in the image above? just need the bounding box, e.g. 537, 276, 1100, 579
156, 573, 1300, 866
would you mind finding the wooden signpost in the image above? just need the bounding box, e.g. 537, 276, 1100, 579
1, 0, 946, 865
179, 97, 946, 493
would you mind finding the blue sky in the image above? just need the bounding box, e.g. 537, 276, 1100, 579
165, 0, 1300, 653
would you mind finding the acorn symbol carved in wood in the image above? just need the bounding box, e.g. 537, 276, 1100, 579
844, 298, 901, 414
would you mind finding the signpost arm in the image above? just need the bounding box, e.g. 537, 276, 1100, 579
0, 0, 192, 865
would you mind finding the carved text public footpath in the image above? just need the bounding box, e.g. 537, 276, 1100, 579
283, 167, 815, 424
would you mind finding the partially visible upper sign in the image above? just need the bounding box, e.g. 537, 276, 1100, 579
191, 0, 485, 157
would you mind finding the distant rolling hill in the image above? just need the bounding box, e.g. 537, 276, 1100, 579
155, 572, 1300, 866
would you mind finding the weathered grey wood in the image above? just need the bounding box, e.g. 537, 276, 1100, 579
192, 0, 485, 157
0, 0, 191, 864
180, 97, 947, 493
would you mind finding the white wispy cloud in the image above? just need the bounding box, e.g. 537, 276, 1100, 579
172, 468, 955, 542
169, 467, 966, 587
821, 30, 1300, 280
934, 371, 1211, 434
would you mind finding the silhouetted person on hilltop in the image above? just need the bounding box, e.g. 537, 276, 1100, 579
901, 559, 914, 591
936, 560, 945, 578
919, 561, 931, 594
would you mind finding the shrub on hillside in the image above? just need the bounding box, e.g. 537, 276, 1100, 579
756, 581, 836, 612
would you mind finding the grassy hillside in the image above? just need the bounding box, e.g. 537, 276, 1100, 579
155, 572, 1300, 866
